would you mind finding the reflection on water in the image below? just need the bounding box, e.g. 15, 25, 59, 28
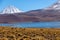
0, 22, 60, 28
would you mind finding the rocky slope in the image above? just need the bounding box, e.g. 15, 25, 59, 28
0, 0, 60, 23
0, 9, 60, 23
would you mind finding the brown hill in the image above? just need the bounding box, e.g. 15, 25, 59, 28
0, 9, 60, 23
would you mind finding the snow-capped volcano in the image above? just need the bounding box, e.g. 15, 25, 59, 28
1, 5, 22, 14
44, 0, 60, 10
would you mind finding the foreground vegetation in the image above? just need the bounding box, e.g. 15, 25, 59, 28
0, 26, 60, 40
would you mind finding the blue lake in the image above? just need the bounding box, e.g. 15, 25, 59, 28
0, 22, 60, 28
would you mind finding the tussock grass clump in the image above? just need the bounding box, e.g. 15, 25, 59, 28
0, 26, 60, 40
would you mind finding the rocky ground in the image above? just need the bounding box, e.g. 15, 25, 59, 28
0, 26, 60, 40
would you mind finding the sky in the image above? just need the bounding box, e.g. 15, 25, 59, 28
0, 0, 57, 12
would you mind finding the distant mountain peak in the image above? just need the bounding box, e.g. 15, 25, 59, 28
58, 0, 60, 3
44, 0, 60, 10
1, 5, 22, 14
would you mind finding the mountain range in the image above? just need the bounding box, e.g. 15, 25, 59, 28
0, 0, 60, 23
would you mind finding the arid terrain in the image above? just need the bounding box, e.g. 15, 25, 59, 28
0, 26, 60, 40
0, 9, 60, 23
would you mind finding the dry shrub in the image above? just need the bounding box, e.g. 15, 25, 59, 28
24, 38, 31, 40
17, 37, 23, 40
38, 36, 48, 40
56, 37, 60, 40
0, 27, 60, 40
0, 37, 8, 40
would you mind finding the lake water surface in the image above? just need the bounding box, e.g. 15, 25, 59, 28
0, 22, 60, 28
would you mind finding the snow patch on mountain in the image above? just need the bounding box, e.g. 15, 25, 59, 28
44, 0, 60, 10
1, 5, 22, 14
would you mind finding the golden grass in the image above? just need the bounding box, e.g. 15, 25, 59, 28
0, 26, 60, 40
